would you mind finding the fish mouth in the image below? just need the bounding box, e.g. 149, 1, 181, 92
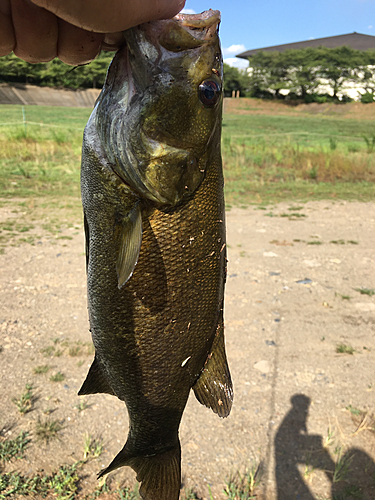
132, 10, 221, 53
174, 9, 221, 41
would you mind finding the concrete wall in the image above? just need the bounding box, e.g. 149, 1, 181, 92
0, 83, 101, 107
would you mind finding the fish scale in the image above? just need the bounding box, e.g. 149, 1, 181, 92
79, 10, 232, 500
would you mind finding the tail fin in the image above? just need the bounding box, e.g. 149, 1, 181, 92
98, 442, 181, 500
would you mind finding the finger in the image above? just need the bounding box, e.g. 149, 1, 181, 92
102, 32, 125, 52
57, 18, 104, 65
11, 0, 58, 62
30, 0, 186, 33
0, 0, 15, 55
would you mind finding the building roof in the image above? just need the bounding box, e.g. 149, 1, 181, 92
237, 32, 375, 59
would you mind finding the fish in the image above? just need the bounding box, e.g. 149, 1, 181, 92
79, 9, 233, 500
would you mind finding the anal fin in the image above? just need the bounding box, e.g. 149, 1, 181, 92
78, 355, 115, 396
98, 442, 181, 500
193, 314, 233, 418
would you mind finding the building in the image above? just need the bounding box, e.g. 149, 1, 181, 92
236, 33, 375, 99
236, 32, 375, 59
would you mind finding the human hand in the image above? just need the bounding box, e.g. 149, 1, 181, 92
0, 0, 186, 65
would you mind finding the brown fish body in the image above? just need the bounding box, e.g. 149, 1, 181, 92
80, 10, 232, 500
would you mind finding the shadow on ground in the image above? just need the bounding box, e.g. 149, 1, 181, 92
274, 394, 375, 500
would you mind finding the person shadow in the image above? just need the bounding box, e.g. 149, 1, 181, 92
274, 394, 375, 500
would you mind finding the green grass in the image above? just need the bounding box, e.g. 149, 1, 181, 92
33, 364, 51, 374
1, 104, 375, 206
35, 418, 62, 442
223, 463, 262, 500
0, 463, 80, 499
336, 343, 355, 355
0, 431, 30, 462
222, 112, 375, 203
355, 287, 375, 296
49, 372, 65, 382
12, 384, 35, 415
0, 105, 90, 199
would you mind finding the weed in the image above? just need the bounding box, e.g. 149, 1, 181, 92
336, 343, 355, 355
12, 384, 34, 415
49, 372, 65, 382
75, 399, 88, 412
0, 431, 30, 461
347, 240, 358, 244
329, 137, 338, 150
33, 364, 51, 374
117, 484, 141, 500
40, 346, 55, 357
35, 418, 62, 442
363, 133, 375, 153
288, 206, 304, 211
335, 292, 351, 300
346, 404, 362, 416
182, 488, 201, 499
83, 434, 103, 460
46, 463, 81, 499
324, 426, 335, 448
333, 447, 353, 483
0, 462, 81, 499
330, 239, 345, 244
307, 240, 323, 245
68, 346, 81, 357
223, 462, 262, 499
354, 287, 375, 296
86, 482, 111, 499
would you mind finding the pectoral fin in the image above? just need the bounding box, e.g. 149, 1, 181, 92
116, 200, 142, 288
193, 313, 233, 418
78, 355, 115, 396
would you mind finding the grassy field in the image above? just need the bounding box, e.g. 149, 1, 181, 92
1, 102, 375, 207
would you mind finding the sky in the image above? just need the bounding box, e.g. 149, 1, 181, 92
181, 0, 375, 68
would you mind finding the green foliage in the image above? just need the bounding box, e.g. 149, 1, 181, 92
12, 384, 34, 415
223, 63, 251, 97
247, 46, 375, 101
0, 52, 114, 89
361, 92, 374, 103
0, 462, 80, 499
0, 432, 30, 462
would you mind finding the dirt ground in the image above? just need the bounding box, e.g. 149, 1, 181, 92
0, 199, 375, 499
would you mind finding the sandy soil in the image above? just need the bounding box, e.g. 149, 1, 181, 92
0, 199, 375, 500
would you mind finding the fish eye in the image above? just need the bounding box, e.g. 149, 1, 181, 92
198, 80, 221, 107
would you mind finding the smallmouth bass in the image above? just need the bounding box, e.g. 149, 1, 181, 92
79, 10, 233, 500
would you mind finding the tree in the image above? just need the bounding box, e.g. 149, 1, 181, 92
317, 46, 365, 98
358, 49, 375, 94
248, 51, 289, 98
246, 46, 375, 101
0, 52, 114, 89
223, 63, 251, 97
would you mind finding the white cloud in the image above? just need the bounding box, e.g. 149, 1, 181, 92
222, 44, 247, 57
224, 57, 249, 70
368, 25, 373, 29
179, 8, 196, 14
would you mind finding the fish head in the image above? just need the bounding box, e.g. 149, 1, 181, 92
94, 10, 223, 206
